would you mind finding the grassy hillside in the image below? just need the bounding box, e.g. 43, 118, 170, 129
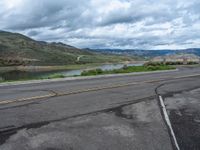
0, 31, 132, 66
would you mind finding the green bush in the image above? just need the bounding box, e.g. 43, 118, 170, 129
81, 69, 104, 76
80, 65, 176, 76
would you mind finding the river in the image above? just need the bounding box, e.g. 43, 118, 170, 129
0, 63, 143, 81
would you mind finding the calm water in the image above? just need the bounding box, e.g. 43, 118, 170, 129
0, 63, 143, 81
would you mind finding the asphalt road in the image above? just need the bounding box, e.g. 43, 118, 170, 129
0, 66, 200, 150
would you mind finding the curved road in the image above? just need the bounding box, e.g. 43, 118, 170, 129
0, 66, 200, 150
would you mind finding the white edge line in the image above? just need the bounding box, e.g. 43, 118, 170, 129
0, 69, 178, 87
159, 95, 180, 150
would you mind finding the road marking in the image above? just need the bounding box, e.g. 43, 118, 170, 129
0, 73, 200, 105
0, 82, 141, 105
0, 94, 55, 105
159, 96, 180, 150
0, 79, 161, 105
173, 73, 200, 79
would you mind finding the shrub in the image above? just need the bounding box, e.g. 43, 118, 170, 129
81, 69, 103, 76
47, 74, 65, 79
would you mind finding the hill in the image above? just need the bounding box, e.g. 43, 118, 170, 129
0, 31, 131, 66
91, 48, 200, 58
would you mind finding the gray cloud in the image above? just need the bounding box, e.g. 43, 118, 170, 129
0, 0, 199, 49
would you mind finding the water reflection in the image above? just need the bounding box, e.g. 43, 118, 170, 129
0, 63, 143, 81
0, 70, 55, 81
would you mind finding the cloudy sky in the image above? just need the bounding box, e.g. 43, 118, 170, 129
0, 0, 200, 49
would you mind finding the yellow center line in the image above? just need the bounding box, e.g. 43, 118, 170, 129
0, 94, 55, 105
0, 73, 200, 105
0, 80, 159, 105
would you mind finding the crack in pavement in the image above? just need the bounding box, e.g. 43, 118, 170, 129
155, 78, 200, 150
155, 79, 200, 98
0, 95, 155, 145
1, 74, 200, 148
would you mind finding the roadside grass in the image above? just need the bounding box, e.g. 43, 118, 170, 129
81, 65, 176, 76
41, 73, 65, 79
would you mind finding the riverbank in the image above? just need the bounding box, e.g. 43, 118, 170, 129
0, 61, 147, 73
0, 64, 101, 73
81, 65, 176, 76
0, 62, 146, 82
0, 64, 175, 83
0, 69, 179, 86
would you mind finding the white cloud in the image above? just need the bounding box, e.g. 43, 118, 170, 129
0, 0, 199, 49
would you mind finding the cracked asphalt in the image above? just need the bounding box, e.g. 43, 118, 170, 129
157, 78, 200, 150
0, 66, 200, 150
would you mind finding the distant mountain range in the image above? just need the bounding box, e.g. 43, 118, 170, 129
90, 48, 200, 58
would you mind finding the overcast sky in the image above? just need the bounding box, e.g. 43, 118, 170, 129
0, 0, 200, 49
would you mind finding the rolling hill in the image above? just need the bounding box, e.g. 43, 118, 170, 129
0, 31, 132, 66
0, 31, 94, 66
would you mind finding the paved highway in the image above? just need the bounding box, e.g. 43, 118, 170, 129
0, 66, 200, 150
